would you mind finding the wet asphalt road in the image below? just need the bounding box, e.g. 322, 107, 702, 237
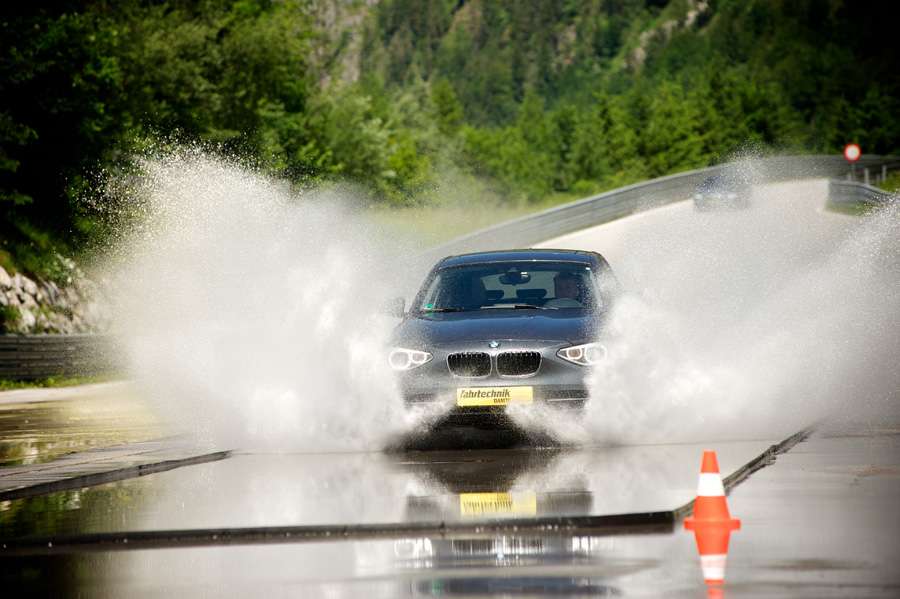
2, 422, 899, 598
0, 437, 774, 536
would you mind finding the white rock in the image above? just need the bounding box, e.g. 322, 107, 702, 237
0, 262, 110, 333
22, 276, 37, 296
19, 307, 36, 330
45, 281, 60, 303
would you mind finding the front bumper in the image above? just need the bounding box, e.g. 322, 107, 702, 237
395, 340, 591, 423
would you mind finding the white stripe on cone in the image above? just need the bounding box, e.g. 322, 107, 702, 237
697, 472, 726, 497
700, 553, 727, 583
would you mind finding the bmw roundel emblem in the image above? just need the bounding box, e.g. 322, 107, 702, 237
488, 340, 500, 349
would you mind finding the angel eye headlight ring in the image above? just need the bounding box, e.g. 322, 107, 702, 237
557, 342, 607, 366
389, 348, 433, 371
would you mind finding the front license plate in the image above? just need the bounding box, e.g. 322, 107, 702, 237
456, 386, 533, 407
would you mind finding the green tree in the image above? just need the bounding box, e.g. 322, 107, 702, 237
569, 92, 641, 186
430, 79, 464, 136
642, 80, 704, 176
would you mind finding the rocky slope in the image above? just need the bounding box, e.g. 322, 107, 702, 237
0, 266, 107, 334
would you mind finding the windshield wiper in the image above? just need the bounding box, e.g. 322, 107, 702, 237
481, 303, 553, 310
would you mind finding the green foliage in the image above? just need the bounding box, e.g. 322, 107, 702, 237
878, 171, 900, 194
569, 92, 644, 187
0, 0, 442, 278
431, 79, 464, 136
368, 0, 899, 200
641, 80, 704, 176
1, 0, 898, 278
0, 374, 114, 391
0, 305, 20, 334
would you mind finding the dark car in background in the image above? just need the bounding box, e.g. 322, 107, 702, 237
693, 171, 752, 210
388, 249, 618, 425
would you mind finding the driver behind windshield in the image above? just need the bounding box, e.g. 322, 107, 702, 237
544, 271, 586, 308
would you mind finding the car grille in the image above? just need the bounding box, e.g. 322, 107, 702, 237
496, 351, 541, 376
447, 352, 491, 377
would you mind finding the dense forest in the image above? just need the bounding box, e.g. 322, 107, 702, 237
1, 0, 898, 279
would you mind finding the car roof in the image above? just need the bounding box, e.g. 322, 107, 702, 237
438, 248, 601, 268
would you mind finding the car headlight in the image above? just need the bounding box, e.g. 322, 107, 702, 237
389, 347, 433, 371
557, 342, 607, 366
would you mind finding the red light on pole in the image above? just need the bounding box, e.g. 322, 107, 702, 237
843, 143, 861, 162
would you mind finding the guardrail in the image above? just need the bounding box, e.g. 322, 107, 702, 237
844, 161, 900, 187
1, 154, 898, 381
426, 154, 900, 259
828, 179, 898, 209
0, 335, 116, 380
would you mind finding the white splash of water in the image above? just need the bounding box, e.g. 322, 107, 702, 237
525, 180, 900, 444
104, 149, 432, 451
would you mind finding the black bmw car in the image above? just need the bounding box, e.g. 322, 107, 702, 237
389, 249, 618, 424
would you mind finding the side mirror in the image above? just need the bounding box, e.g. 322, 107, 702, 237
385, 297, 405, 318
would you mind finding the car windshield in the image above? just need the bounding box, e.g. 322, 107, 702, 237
418, 261, 597, 313
699, 172, 749, 192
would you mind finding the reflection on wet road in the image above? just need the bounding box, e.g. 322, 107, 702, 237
4, 430, 899, 597
0, 401, 894, 593
3, 439, 771, 535
0, 383, 159, 467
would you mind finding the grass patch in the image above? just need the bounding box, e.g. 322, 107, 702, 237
825, 201, 880, 216
0, 305, 21, 333
825, 201, 869, 216
368, 189, 591, 247
877, 171, 900, 194
0, 374, 117, 392
0, 216, 80, 284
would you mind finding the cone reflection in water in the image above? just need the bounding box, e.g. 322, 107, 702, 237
690, 522, 737, 587
684, 450, 741, 591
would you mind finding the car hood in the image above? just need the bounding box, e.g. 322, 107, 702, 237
392, 310, 599, 348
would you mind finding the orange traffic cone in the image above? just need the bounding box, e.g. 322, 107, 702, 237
684, 450, 741, 529
685, 450, 741, 590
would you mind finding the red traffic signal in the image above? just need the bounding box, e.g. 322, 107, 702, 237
843, 143, 861, 162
